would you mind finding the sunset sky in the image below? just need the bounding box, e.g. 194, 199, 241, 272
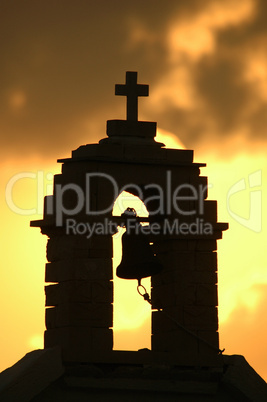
0, 0, 267, 380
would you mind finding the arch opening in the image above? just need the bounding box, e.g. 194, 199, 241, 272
112, 191, 152, 351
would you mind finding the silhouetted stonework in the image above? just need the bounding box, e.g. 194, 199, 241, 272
31, 72, 228, 363
1, 71, 266, 401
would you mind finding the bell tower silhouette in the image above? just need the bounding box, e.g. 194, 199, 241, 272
31, 71, 228, 364
2, 71, 266, 401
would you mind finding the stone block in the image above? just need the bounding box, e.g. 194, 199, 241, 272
170, 201, 197, 220
123, 143, 163, 160
43, 195, 54, 218
53, 170, 85, 190
186, 239, 217, 251
151, 307, 183, 334
200, 200, 217, 222
153, 267, 217, 288
46, 234, 113, 262
51, 163, 101, 216
154, 239, 217, 253
92, 280, 114, 303
88, 248, 113, 258
61, 160, 98, 175
195, 252, 217, 271
45, 284, 59, 306
151, 327, 198, 356
184, 306, 218, 331
107, 119, 156, 139
165, 148, 193, 163
45, 258, 113, 283
98, 142, 125, 158
196, 240, 217, 251
153, 239, 188, 254
44, 327, 113, 358
52, 173, 62, 186
151, 272, 169, 288
185, 240, 197, 250
72, 143, 99, 158
45, 307, 56, 329
111, 163, 145, 184
81, 168, 98, 212
191, 271, 217, 284
89, 235, 113, 249
95, 180, 119, 215
151, 284, 176, 308
157, 251, 195, 272
45, 280, 113, 306
45, 303, 113, 329
151, 268, 190, 288
196, 284, 218, 306
190, 176, 208, 199
151, 283, 196, 308
73, 142, 125, 159
197, 330, 219, 356
153, 250, 208, 288
46, 235, 87, 262
168, 166, 192, 188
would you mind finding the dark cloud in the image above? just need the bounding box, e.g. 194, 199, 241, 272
0, 0, 176, 158
142, 0, 267, 150
0, 0, 266, 159
197, 59, 249, 132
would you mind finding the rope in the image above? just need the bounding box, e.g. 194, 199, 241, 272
137, 284, 225, 355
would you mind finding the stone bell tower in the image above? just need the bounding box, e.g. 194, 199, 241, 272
2, 71, 266, 401
31, 71, 228, 364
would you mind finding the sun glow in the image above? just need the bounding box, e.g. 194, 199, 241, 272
200, 151, 267, 325
1, 134, 266, 379
112, 191, 151, 350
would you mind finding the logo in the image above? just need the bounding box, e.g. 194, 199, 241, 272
226, 170, 262, 232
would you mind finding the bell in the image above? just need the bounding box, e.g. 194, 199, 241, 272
116, 208, 163, 284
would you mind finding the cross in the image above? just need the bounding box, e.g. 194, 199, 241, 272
115, 71, 149, 121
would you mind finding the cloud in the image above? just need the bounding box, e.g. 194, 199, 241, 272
167, 0, 255, 63
0, 0, 266, 159
243, 43, 267, 102
143, 0, 266, 151
220, 283, 267, 381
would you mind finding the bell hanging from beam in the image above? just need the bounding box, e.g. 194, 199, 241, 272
116, 208, 163, 285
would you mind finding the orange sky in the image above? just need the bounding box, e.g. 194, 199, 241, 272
0, 0, 267, 381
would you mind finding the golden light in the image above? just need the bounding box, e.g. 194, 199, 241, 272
201, 151, 267, 325
8, 90, 27, 111
112, 129, 185, 350
0, 159, 60, 372
112, 191, 150, 349
1, 131, 266, 380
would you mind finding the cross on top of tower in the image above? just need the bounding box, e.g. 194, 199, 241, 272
106, 71, 156, 141
115, 71, 149, 121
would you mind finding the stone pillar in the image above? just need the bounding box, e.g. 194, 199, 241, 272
151, 186, 226, 359
151, 238, 219, 356
32, 158, 116, 362
44, 233, 113, 361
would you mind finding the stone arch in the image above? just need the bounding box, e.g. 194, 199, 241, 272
32, 70, 227, 362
